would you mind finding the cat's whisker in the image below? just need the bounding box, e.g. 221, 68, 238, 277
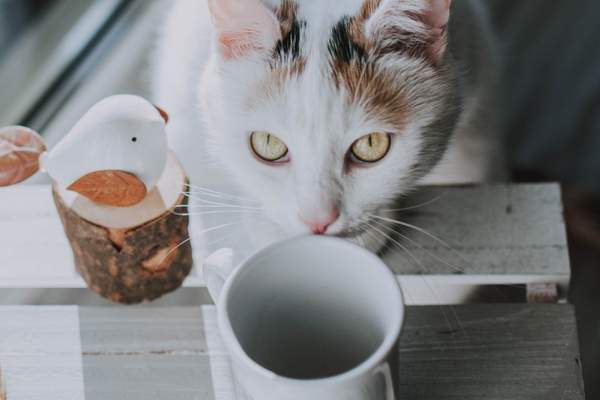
171, 209, 264, 217
183, 191, 243, 205
182, 193, 263, 210
367, 220, 459, 335
183, 197, 261, 211
157, 221, 246, 267
175, 203, 263, 212
373, 221, 468, 339
371, 214, 526, 295
384, 222, 520, 305
369, 214, 469, 264
356, 231, 367, 248
183, 190, 256, 207
361, 225, 390, 256
383, 225, 465, 274
184, 183, 259, 204
202, 219, 274, 250
382, 194, 445, 213
368, 220, 427, 274
362, 226, 420, 302
182, 192, 234, 206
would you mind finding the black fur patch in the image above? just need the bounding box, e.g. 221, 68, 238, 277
328, 17, 367, 63
273, 19, 304, 61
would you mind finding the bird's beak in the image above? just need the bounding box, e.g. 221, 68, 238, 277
154, 105, 169, 125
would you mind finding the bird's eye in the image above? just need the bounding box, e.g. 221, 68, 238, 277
250, 131, 289, 163
131, 137, 137, 143
349, 132, 391, 164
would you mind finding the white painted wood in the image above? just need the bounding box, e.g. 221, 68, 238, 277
0, 184, 570, 304
201, 306, 249, 400
382, 184, 570, 277
0, 183, 203, 288
79, 307, 215, 400
0, 185, 81, 286
383, 184, 570, 304
0, 305, 582, 399
0, 306, 85, 400
75, 305, 584, 400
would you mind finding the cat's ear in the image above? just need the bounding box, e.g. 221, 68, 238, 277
363, 0, 452, 64
208, 0, 282, 60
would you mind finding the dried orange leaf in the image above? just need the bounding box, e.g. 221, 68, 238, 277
154, 105, 169, 124
68, 170, 147, 207
0, 126, 46, 186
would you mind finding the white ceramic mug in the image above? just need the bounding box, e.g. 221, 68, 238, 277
204, 236, 404, 400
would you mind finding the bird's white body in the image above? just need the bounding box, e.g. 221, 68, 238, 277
40, 95, 168, 192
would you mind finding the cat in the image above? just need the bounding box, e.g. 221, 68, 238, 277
152, 0, 500, 254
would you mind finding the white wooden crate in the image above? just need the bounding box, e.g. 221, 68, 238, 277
0, 184, 570, 304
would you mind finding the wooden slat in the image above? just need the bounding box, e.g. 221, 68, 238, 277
385, 184, 570, 303
384, 184, 569, 279
0, 185, 80, 287
0, 305, 584, 398
72, 305, 584, 400
0, 184, 570, 302
79, 307, 214, 400
398, 305, 584, 399
0, 183, 568, 284
0, 306, 85, 400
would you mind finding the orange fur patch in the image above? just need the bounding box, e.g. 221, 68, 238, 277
273, 58, 307, 81
274, 0, 298, 39
332, 60, 408, 129
253, 0, 305, 102
347, 0, 382, 52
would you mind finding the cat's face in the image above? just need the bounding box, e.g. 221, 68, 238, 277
201, 0, 459, 247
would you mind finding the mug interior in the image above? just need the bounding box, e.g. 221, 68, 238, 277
224, 236, 401, 380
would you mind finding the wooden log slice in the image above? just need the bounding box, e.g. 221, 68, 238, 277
52, 153, 193, 304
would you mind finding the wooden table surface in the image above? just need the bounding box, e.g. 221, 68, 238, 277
0, 305, 585, 400
0, 183, 570, 304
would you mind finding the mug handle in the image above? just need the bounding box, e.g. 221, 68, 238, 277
373, 362, 396, 400
203, 248, 235, 304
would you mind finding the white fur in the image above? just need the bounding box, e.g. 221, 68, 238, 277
153, 0, 470, 252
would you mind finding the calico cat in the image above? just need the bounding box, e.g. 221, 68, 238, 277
152, 0, 499, 252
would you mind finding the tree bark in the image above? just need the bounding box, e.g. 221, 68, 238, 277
52, 182, 193, 305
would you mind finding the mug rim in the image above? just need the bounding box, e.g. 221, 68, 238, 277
216, 235, 405, 385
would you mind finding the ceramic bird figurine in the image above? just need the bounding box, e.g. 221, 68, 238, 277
0, 95, 169, 207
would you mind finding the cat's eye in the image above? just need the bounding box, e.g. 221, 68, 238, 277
250, 131, 289, 163
350, 132, 391, 163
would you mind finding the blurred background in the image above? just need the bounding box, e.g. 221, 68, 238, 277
0, 0, 599, 397
489, 2, 600, 398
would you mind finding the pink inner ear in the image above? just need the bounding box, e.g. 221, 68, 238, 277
422, 0, 451, 64
208, 0, 282, 60
219, 29, 264, 60
424, 0, 451, 29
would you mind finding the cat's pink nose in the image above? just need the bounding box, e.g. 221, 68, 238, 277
303, 208, 340, 235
